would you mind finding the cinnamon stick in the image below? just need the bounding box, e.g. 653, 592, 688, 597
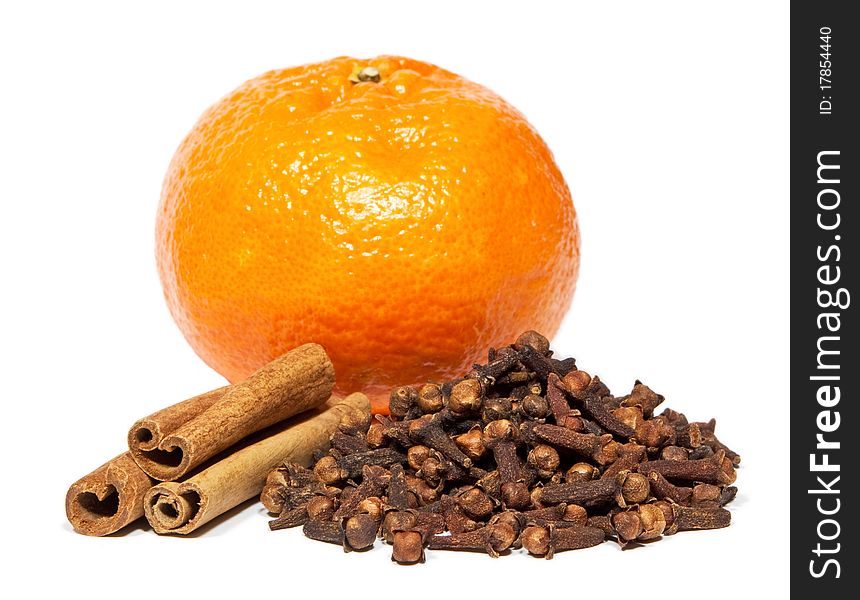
144, 392, 370, 534
65, 452, 154, 536
128, 343, 334, 481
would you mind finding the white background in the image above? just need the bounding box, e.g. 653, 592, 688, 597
1, 1, 788, 597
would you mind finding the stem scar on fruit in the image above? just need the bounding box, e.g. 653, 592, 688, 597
349, 66, 381, 83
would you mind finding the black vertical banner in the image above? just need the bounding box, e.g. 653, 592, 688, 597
791, 1, 858, 595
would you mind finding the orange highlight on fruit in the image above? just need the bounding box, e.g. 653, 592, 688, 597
156, 56, 579, 412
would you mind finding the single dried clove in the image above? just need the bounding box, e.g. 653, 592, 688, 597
483, 420, 522, 483
303, 520, 343, 545
583, 396, 636, 439
343, 513, 378, 551
668, 505, 732, 533
521, 524, 605, 558
535, 476, 620, 508
333, 465, 390, 519
427, 522, 518, 557
601, 443, 646, 480
562, 504, 588, 526
561, 369, 592, 397
489, 510, 525, 544
612, 504, 667, 546
545, 373, 572, 422
389, 386, 418, 418
407, 444, 432, 470
618, 472, 650, 506
646, 471, 693, 505
357, 496, 385, 521
634, 416, 676, 448
314, 448, 405, 484
620, 381, 664, 417
409, 414, 473, 468
382, 511, 417, 543
386, 464, 410, 511
613, 406, 644, 431
338, 405, 373, 436
532, 424, 618, 465
405, 473, 442, 506
268, 505, 308, 531
675, 423, 702, 449
639, 450, 736, 485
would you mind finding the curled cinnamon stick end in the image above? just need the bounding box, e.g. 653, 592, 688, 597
65, 452, 153, 536
144, 392, 370, 535
129, 343, 335, 481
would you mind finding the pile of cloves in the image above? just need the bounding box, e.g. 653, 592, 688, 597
261, 331, 741, 563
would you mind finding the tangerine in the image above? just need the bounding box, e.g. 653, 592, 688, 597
156, 56, 580, 412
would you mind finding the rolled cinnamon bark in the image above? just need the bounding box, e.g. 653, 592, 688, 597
129, 343, 335, 481
144, 392, 370, 534
65, 452, 154, 536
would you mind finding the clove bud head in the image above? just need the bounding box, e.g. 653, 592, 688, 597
483, 419, 516, 443
392, 530, 425, 564
521, 525, 552, 557
389, 386, 418, 418
566, 462, 599, 482
344, 513, 378, 551
515, 330, 550, 355
528, 444, 561, 478
458, 487, 495, 520
501, 481, 532, 510
612, 511, 643, 543
455, 428, 487, 461
562, 370, 592, 396
314, 455, 346, 485
449, 379, 484, 414
486, 522, 518, 555
521, 394, 549, 419
407, 445, 432, 470
637, 504, 666, 540
619, 472, 651, 506
306, 496, 336, 522
417, 383, 444, 414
